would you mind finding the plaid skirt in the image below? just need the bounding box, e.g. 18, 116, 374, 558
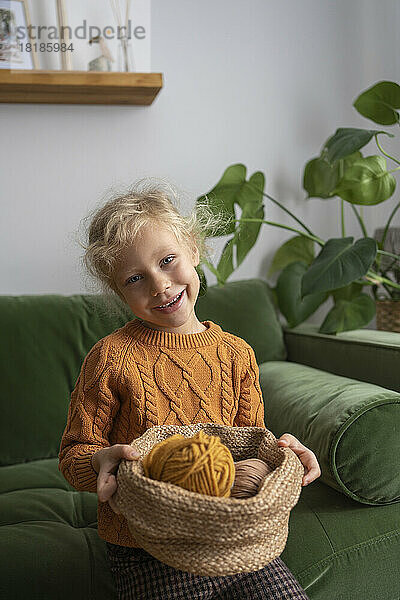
106, 542, 310, 600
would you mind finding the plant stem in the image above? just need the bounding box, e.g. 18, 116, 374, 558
382, 282, 394, 296
377, 249, 400, 263
234, 218, 325, 246
380, 200, 400, 249
341, 199, 346, 237
366, 269, 400, 290
339, 160, 345, 237
375, 201, 400, 273
356, 278, 375, 286
375, 134, 400, 166
350, 205, 369, 237
247, 182, 317, 237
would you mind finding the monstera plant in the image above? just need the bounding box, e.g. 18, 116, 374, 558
196, 80, 400, 334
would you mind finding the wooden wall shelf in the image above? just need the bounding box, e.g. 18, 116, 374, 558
0, 70, 163, 105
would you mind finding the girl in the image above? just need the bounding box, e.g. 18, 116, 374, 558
59, 179, 320, 600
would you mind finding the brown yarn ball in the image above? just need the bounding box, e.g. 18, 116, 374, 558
230, 458, 273, 499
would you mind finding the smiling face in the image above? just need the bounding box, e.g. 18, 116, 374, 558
113, 220, 206, 334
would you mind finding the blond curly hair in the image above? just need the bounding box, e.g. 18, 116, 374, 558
76, 178, 233, 307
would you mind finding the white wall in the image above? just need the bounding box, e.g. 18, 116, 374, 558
1, 0, 399, 328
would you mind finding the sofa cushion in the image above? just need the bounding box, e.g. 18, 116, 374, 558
0, 458, 116, 600
195, 278, 286, 365
0, 278, 285, 467
0, 294, 134, 467
259, 361, 400, 505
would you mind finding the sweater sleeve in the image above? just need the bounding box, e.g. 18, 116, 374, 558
58, 338, 121, 493
233, 343, 266, 429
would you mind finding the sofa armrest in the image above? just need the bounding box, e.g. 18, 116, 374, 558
258, 360, 400, 505
283, 324, 400, 393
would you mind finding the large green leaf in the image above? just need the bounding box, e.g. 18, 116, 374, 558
196, 164, 246, 237
303, 151, 366, 199
301, 237, 377, 296
269, 286, 279, 309
303, 156, 340, 198
236, 171, 265, 267
216, 237, 235, 283
268, 235, 315, 276
354, 81, 400, 125
276, 262, 327, 328
198, 164, 265, 282
319, 293, 375, 334
341, 151, 363, 169
334, 155, 396, 205
332, 282, 364, 302
324, 128, 392, 163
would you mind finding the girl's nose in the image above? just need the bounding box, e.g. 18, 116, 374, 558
150, 277, 171, 297
152, 288, 168, 297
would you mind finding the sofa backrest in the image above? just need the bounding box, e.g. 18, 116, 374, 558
0, 277, 285, 466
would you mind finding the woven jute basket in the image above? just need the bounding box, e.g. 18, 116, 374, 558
114, 423, 304, 576
376, 300, 400, 333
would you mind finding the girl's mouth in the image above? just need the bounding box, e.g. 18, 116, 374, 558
153, 289, 185, 313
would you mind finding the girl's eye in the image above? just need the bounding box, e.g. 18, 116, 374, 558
127, 256, 175, 285
127, 274, 140, 284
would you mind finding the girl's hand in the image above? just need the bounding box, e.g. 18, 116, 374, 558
277, 433, 321, 486
91, 444, 140, 513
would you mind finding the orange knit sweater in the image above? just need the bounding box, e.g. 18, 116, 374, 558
58, 318, 266, 547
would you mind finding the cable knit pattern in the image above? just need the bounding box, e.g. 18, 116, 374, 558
58, 318, 266, 547
141, 356, 159, 429
218, 344, 236, 426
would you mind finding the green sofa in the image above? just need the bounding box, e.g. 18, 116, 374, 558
1, 278, 400, 599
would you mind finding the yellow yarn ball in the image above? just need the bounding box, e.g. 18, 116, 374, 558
142, 430, 235, 498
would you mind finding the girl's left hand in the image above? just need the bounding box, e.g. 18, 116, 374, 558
277, 433, 321, 486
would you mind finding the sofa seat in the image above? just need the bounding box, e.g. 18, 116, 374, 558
284, 482, 400, 599
2, 457, 399, 600
0, 458, 116, 600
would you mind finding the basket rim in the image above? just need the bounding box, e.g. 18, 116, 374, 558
116, 423, 303, 514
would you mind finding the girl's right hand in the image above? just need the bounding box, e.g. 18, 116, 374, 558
91, 444, 140, 513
